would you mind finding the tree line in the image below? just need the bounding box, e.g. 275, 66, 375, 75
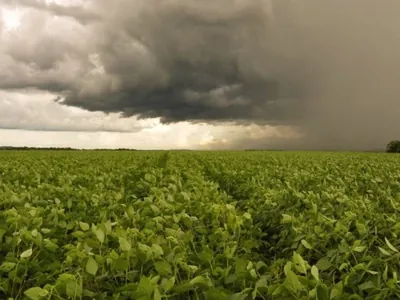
386, 140, 400, 153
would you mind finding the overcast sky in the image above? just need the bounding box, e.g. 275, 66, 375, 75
1, 0, 399, 150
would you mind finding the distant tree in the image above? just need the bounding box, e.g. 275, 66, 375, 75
386, 140, 400, 153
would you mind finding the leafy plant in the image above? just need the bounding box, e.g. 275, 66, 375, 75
0, 150, 400, 299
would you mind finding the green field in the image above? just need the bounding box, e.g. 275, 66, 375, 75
1, 150, 400, 299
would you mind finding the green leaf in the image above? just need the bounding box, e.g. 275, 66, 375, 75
44, 239, 59, 252
316, 258, 332, 271
353, 246, 366, 253
86, 257, 98, 276
151, 244, 164, 258
154, 287, 162, 300
358, 281, 375, 291
316, 284, 329, 300
138, 243, 152, 260
154, 260, 172, 276
284, 270, 303, 293
311, 265, 319, 281
79, 222, 89, 231
24, 287, 46, 300
119, 237, 131, 252
301, 239, 312, 249
20, 248, 33, 259
250, 268, 257, 279
190, 276, 212, 288
330, 281, 343, 299
173, 282, 193, 293
282, 214, 293, 224
383, 264, 388, 281
66, 278, 82, 298
93, 228, 105, 244
134, 276, 154, 299
378, 247, 392, 256
293, 252, 307, 275
385, 237, 399, 253
0, 262, 16, 272
41, 228, 51, 234
83, 289, 96, 297
161, 276, 175, 293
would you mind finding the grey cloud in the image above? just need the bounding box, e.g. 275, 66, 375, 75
1, 0, 400, 149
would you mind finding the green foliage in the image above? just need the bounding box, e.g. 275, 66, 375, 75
0, 150, 400, 299
386, 140, 400, 153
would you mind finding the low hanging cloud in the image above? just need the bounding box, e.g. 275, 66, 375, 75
1, 0, 400, 150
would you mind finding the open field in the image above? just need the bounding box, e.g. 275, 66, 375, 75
1, 150, 400, 299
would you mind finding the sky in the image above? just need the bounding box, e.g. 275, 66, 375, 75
0, 0, 399, 150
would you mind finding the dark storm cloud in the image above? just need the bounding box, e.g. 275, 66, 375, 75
2, 0, 400, 149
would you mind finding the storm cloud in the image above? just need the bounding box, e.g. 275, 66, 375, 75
1, 0, 400, 149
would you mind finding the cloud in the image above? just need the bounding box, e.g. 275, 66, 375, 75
0, 90, 152, 132
1, 0, 400, 150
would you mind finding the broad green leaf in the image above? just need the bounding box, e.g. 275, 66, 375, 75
20, 248, 33, 258
190, 276, 212, 288
154, 287, 162, 300
83, 289, 96, 298
0, 262, 16, 272
358, 281, 375, 291
316, 258, 332, 271
284, 270, 303, 293
316, 284, 329, 300
151, 244, 164, 258
138, 243, 152, 259
330, 281, 343, 299
79, 222, 89, 231
24, 287, 47, 300
44, 239, 59, 252
161, 276, 175, 293
282, 214, 293, 223
301, 239, 312, 249
86, 257, 98, 276
353, 246, 366, 253
293, 252, 307, 274
134, 276, 154, 298
41, 228, 51, 234
250, 268, 257, 279
311, 265, 319, 281
119, 237, 131, 252
94, 228, 105, 244
154, 260, 172, 276
66, 278, 82, 298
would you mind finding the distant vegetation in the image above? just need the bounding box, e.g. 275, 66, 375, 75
386, 140, 400, 153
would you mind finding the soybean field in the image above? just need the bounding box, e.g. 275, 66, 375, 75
1, 150, 400, 300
